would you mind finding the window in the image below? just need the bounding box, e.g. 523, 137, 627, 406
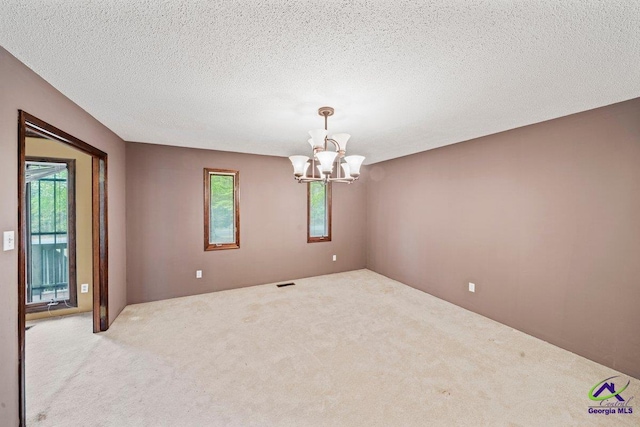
25, 158, 77, 312
308, 181, 331, 242
204, 168, 239, 250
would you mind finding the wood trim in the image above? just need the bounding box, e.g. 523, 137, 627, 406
93, 157, 109, 332
17, 112, 26, 427
204, 168, 240, 251
21, 112, 107, 158
18, 111, 109, 427
307, 182, 332, 243
24, 156, 78, 314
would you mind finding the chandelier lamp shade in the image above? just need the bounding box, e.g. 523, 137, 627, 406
288, 106, 365, 184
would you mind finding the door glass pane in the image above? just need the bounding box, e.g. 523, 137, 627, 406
26, 163, 70, 304
209, 174, 235, 244
309, 181, 327, 237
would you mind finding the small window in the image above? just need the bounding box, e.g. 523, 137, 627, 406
308, 181, 331, 243
204, 168, 239, 251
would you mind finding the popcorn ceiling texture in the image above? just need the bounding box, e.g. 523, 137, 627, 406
1, 1, 639, 163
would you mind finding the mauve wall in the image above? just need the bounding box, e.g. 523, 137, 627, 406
0, 46, 128, 426
367, 98, 640, 378
126, 142, 367, 304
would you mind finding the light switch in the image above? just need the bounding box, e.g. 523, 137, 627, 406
469, 282, 475, 293
81, 284, 89, 293
196, 270, 202, 279
3, 231, 15, 251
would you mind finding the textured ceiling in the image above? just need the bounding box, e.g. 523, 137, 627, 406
1, 1, 639, 164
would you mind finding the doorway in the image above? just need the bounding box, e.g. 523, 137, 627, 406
17, 111, 109, 426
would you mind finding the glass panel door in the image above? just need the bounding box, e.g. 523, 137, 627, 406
26, 162, 70, 305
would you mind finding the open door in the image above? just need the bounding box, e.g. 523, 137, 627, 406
17, 111, 109, 426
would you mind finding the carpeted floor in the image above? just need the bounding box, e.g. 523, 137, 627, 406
26, 269, 638, 426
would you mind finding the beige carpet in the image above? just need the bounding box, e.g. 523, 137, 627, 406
26, 269, 638, 426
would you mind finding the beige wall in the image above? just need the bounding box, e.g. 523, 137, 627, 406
366, 97, 640, 379
0, 46, 127, 426
25, 137, 93, 320
126, 142, 367, 303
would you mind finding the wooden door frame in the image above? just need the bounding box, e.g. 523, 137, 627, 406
17, 111, 109, 426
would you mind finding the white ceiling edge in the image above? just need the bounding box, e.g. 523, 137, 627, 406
1, 1, 639, 165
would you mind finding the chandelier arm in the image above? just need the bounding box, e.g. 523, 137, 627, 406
298, 179, 323, 183
328, 176, 357, 182
328, 178, 355, 184
325, 138, 340, 152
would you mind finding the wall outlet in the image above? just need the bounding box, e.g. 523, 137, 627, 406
332, 255, 337, 262
81, 283, 89, 293
3, 231, 15, 251
469, 282, 475, 293
196, 270, 202, 279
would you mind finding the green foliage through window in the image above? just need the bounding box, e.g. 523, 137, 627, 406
309, 181, 329, 239
26, 164, 70, 304
204, 168, 239, 251
209, 173, 236, 245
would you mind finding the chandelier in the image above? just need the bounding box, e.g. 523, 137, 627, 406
288, 106, 365, 184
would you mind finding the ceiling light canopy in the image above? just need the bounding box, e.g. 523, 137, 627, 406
288, 107, 365, 184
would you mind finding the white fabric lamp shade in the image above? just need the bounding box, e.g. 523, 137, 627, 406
289, 155, 309, 177
308, 129, 328, 149
331, 133, 350, 152
315, 151, 338, 174
344, 155, 365, 177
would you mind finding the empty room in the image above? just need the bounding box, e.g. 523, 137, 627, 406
1, 1, 639, 426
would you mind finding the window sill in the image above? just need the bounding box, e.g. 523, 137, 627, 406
308, 237, 332, 243
205, 243, 240, 251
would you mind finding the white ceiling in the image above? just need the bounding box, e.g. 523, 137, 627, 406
1, 1, 639, 164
